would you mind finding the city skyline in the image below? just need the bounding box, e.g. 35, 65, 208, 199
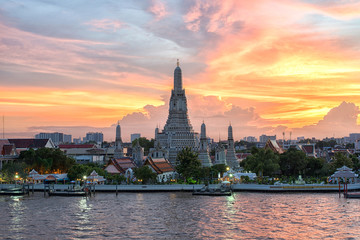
1, 1, 360, 141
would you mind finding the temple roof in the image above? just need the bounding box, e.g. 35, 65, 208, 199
144, 156, 174, 174
8, 138, 53, 149
58, 144, 96, 149
265, 139, 284, 154
106, 158, 137, 174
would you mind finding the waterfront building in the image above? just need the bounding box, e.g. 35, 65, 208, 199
198, 122, 212, 167
0, 138, 55, 170
155, 60, 198, 165
58, 144, 105, 164
143, 156, 176, 182
114, 122, 124, 158
8, 138, 55, 151
0, 139, 17, 170
226, 124, 239, 169
105, 158, 137, 175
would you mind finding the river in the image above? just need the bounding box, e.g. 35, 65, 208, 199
1, 192, 359, 239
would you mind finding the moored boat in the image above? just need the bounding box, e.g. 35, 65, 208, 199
192, 184, 232, 196
0, 186, 30, 196
48, 189, 87, 197
344, 193, 360, 198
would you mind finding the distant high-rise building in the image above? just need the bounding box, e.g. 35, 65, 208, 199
85, 132, 103, 143
35, 132, 71, 145
297, 136, 305, 141
349, 133, 360, 143
244, 136, 257, 142
131, 133, 141, 143
259, 134, 276, 143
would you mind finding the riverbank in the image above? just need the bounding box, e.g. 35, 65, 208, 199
2, 183, 360, 193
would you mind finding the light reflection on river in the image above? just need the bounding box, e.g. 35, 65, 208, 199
1, 192, 360, 239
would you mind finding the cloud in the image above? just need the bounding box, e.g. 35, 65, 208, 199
293, 102, 360, 138
148, 0, 169, 20
85, 19, 125, 32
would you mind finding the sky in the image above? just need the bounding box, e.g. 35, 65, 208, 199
1, 0, 360, 142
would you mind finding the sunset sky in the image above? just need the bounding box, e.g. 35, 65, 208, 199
1, 0, 360, 142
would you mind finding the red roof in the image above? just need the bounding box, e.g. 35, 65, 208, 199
144, 157, 174, 174
2, 144, 15, 155
302, 145, 314, 154
265, 139, 284, 154
58, 144, 96, 149
106, 158, 136, 174
0, 139, 10, 155
8, 139, 50, 149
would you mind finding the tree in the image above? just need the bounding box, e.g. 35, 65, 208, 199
67, 163, 107, 181
19, 148, 75, 174
134, 166, 157, 184
1, 161, 27, 182
279, 148, 307, 176
351, 154, 360, 172
241, 148, 280, 177
176, 147, 202, 181
330, 152, 353, 173
67, 164, 89, 180
304, 157, 327, 177
211, 164, 228, 177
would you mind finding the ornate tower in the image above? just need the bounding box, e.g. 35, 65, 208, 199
226, 124, 238, 169
114, 121, 124, 158
132, 140, 144, 167
198, 122, 212, 167
156, 60, 197, 165
214, 141, 226, 165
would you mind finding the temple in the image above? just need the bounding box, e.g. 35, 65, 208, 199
226, 124, 239, 169
155, 60, 198, 165
114, 122, 124, 159
198, 122, 212, 167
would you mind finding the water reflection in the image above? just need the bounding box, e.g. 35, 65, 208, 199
8, 196, 26, 236
1, 192, 360, 239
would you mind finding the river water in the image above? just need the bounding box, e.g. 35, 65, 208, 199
1, 192, 359, 239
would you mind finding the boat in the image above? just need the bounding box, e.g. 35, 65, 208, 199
48, 189, 88, 197
0, 187, 29, 196
192, 184, 232, 196
344, 193, 360, 198
47, 184, 89, 197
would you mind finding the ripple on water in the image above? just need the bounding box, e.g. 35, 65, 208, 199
1, 192, 360, 239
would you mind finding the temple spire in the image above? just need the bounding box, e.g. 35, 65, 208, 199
174, 59, 182, 91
